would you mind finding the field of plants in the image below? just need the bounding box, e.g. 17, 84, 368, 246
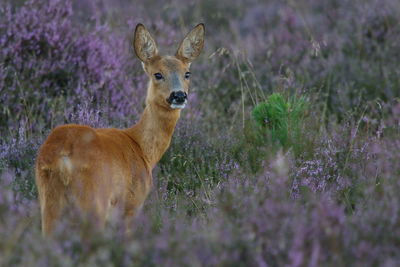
0, 0, 399, 265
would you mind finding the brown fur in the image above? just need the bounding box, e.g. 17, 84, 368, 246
35, 23, 205, 236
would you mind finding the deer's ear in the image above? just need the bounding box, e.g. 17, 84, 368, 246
176, 23, 205, 63
134, 24, 158, 62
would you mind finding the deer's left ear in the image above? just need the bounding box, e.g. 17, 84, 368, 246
176, 23, 205, 63
134, 23, 159, 62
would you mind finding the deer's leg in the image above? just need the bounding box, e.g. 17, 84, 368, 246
123, 191, 147, 234
69, 171, 110, 230
41, 195, 63, 236
36, 169, 67, 236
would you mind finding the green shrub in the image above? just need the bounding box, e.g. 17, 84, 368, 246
252, 93, 308, 155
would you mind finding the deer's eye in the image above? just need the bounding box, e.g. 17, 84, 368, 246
184, 72, 191, 79
154, 73, 164, 80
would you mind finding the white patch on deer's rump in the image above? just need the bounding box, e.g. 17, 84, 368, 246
60, 156, 73, 173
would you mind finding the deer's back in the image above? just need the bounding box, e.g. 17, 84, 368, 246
36, 124, 151, 216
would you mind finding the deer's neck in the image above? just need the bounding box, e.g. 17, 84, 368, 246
126, 103, 181, 169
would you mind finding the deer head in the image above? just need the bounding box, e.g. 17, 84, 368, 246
134, 23, 205, 110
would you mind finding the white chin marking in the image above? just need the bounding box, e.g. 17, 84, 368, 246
171, 103, 186, 109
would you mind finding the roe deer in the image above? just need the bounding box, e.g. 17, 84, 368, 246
35, 23, 205, 236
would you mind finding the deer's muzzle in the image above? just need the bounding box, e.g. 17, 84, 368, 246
167, 91, 187, 109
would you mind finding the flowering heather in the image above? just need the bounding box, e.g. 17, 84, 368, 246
1, 0, 400, 266
0, 0, 144, 131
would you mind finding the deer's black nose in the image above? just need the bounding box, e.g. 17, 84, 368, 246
169, 91, 187, 104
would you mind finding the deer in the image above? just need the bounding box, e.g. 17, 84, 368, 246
35, 23, 205, 236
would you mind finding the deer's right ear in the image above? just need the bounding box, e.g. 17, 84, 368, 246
134, 24, 158, 62
176, 23, 205, 63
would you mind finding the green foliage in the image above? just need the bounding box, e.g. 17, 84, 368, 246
251, 93, 308, 155
156, 125, 237, 215
230, 122, 270, 174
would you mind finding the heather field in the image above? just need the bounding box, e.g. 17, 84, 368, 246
1, 0, 400, 266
